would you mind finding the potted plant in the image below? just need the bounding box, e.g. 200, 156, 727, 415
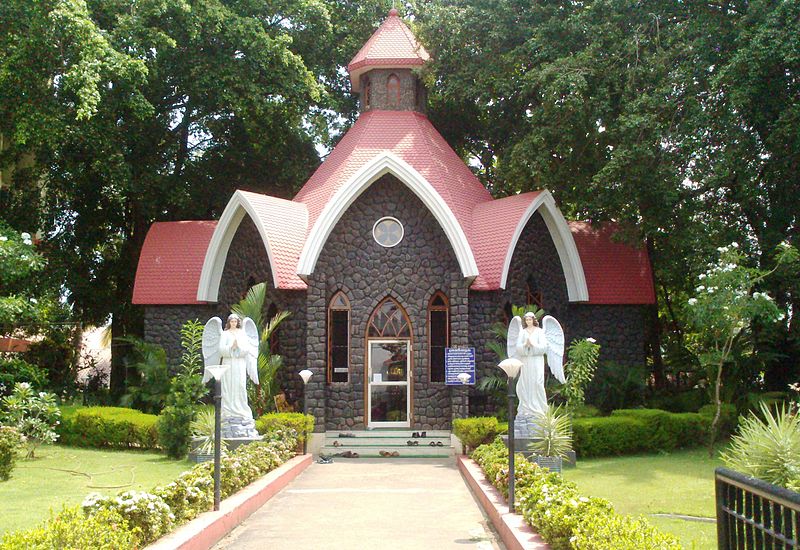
527, 405, 573, 473
188, 408, 227, 463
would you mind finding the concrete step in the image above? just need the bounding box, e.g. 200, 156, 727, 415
319, 444, 452, 458
325, 430, 451, 439
324, 436, 450, 446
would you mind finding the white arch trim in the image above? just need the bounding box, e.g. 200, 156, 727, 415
197, 191, 280, 302
297, 152, 479, 279
500, 191, 589, 302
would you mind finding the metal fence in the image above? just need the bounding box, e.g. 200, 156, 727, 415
716, 467, 800, 549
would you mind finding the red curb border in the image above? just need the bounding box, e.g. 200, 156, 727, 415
458, 456, 550, 550
147, 454, 312, 550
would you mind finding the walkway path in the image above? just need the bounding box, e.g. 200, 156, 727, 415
213, 458, 504, 550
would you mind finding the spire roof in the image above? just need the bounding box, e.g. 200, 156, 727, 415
347, 9, 430, 92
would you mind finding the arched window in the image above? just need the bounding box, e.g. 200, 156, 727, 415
328, 291, 350, 383
387, 74, 401, 107
363, 76, 371, 110
368, 296, 411, 338
267, 303, 280, 356
428, 292, 449, 383
526, 274, 544, 310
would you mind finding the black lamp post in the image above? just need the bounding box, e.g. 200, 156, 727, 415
497, 358, 522, 513
205, 364, 230, 512
299, 369, 313, 455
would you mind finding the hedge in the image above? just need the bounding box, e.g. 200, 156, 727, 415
471, 438, 680, 549
3, 430, 298, 549
572, 408, 713, 457
58, 406, 159, 450
255, 412, 315, 444
453, 417, 500, 453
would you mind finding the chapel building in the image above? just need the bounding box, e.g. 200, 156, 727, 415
132, 10, 655, 432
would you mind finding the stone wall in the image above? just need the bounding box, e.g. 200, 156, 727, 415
359, 68, 426, 113
306, 174, 470, 431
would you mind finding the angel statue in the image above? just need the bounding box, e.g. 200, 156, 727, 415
507, 312, 565, 430
202, 313, 261, 439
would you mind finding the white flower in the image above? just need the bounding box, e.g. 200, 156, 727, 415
697, 286, 705, 292
698, 273, 706, 279
717, 246, 728, 253
20, 232, 32, 245
29, 298, 37, 304
731, 242, 739, 248
586, 337, 597, 343
688, 298, 697, 305
0, 236, 7, 242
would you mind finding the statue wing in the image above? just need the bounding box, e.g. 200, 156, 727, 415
243, 317, 260, 384
542, 315, 566, 383
202, 317, 223, 383
507, 316, 522, 360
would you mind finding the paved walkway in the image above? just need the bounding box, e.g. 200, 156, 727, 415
213, 458, 504, 550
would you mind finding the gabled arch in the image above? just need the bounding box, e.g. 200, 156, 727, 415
367, 296, 412, 338
297, 152, 479, 280
501, 192, 589, 302
197, 191, 308, 301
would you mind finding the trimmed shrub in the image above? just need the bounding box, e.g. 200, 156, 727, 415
255, 412, 314, 444
82, 490, 174, 544
471, 438, 680, 550
453, 417, 500, 453
58, 406, 159, 449
0, 426, 22, 481
647, 388, 707, 413
0, 507, 137, 550
572, 409, 711, 457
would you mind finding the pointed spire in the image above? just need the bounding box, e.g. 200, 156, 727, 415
347, 9, 430, 92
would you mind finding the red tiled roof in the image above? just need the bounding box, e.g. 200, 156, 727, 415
0, 337, 31, 353
569, 221, 656, 304
132, 221, 217, 305
236, 191, 308, 290
347, 9, 430, 91
294, 110, 492, 238
470, 192, 543, 290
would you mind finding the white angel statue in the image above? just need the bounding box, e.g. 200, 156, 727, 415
507, 312, 565, 417
202, 313, 259, 422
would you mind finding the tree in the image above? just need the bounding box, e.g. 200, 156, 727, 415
685, 242, 798, 454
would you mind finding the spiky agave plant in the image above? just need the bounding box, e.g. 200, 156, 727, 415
191, 408, 228, 455
528, 405, 573, 459
721, 403, 800, 491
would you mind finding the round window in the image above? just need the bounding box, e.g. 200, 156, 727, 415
372, 217, 404, 248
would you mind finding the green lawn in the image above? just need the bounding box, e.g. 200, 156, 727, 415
562, 448, 723, 550
0, 445, 192, 535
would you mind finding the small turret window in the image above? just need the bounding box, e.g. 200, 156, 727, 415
363, 76, 371, 109
387, 74, 401, 107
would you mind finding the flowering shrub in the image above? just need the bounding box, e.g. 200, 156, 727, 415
81, 429, 298, 546
0, 382, 60, 458
471, 438, 680, 549
82, 490, 174, 544
0, 426, 23, 481
0, 506, 137, 550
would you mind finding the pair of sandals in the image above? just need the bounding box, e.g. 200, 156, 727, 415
429, 441, 444, 447
406, 440, 420, 446
338, 450, 359, 458
338, 433, 356, 438
411, 431, 427, 438
379, 450, 400, 457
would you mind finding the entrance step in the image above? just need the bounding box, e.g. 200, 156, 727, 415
320, 430, 453, 458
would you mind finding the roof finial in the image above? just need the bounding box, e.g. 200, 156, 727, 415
389, 2, 398, 17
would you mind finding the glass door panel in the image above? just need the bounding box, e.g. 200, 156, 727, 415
367, 340, 410, 427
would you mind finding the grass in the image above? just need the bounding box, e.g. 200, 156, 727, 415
0, 444, 192, 535
562, 447, 723, 549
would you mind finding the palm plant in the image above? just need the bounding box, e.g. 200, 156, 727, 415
190, 408, 227, 455
528, 405, 573, 459
231, 283, 291, 416
721, 402, 800, 491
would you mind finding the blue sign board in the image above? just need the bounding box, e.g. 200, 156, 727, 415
445, 347, 476, 385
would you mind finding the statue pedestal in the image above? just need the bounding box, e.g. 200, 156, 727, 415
513, 412, 541, 439
221, 416, 260, 439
